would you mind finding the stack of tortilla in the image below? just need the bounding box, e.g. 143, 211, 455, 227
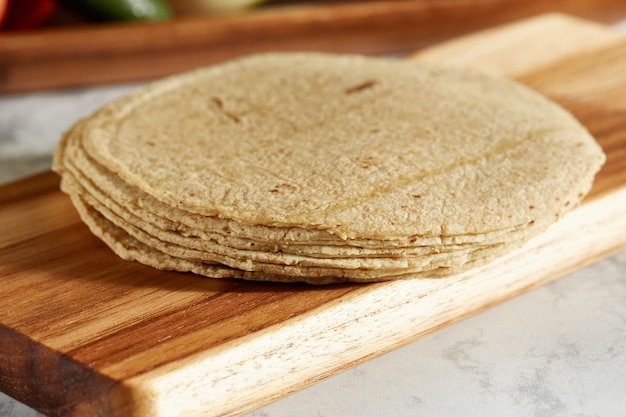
53, 53, 605, 284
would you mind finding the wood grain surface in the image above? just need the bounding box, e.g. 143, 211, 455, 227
1, 13, 626, 417
2, 0, 626, 93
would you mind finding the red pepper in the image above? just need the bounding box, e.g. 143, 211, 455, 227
0, 0, 57, 31
0, 1, 8, 27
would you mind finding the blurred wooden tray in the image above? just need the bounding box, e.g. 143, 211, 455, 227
1, 0, 626, 93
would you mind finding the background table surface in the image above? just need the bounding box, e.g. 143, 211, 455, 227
2, 18, 626, 417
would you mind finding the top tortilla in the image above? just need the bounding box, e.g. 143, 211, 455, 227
78, 52, 605, 240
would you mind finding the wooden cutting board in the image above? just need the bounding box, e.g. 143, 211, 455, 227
3, 0, 626, 93
1, 13, 626, 417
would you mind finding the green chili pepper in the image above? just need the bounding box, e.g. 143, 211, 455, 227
64, 0, 171, 21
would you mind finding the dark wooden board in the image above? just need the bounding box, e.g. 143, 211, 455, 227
2, 0, 626, 93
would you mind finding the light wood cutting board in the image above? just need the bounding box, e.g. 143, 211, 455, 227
1, 13, 626, 417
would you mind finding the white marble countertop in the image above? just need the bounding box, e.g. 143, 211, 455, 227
2, 21, 626, 417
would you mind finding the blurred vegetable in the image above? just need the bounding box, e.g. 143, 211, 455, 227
0, 0, 57, 30
0, 0, 7, 27
169, 0, 267, 14
61, 0, 171, 21
0, 0, 9, 27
